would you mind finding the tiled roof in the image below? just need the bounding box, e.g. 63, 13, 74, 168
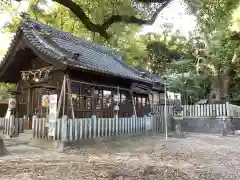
20, 17, 157, 84
0, 16, 164, 86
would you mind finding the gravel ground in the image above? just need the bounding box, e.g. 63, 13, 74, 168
1, 133, 240, 180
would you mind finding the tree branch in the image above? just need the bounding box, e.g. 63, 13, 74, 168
15, 0, 171, 38
102, 0, 171, 30
53, 0, 110, 38
52, 0, 171, 39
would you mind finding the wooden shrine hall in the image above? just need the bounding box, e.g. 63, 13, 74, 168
0, 14, 164, 121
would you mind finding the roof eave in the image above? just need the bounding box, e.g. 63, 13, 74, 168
66, 65, 153, 86
0, 29, 23, 81
22, 35, 67, 70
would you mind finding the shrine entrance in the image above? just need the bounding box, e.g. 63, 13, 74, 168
25, 85, 56, 129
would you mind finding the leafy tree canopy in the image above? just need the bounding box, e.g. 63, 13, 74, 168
1, 0, 172, 39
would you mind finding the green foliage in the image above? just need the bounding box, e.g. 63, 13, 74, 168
2, 0, 149, 64
2, 0, 240, 103
0, 83, 16, 103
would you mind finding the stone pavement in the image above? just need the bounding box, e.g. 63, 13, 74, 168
3, 138, 28, 147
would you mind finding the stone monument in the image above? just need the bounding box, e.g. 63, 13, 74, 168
172, 96, 184, 137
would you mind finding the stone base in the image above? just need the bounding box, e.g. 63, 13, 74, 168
0, 138, 8, 156
28, 132, 154, 152
180, 116, 233, 134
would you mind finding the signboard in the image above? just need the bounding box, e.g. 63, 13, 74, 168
41, 95, 49, 108
8, 97, 16, 109
48, 94, 58, 137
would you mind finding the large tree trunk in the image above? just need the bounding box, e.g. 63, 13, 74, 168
0, 138, 7, 156
209, 67, 234, 103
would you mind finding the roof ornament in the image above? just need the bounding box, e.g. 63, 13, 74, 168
140, 72, 148, 78
59, 55, 68, 61
34, 23, 41, 31
20, 12, 30, 19
20, 13, 32, 27
72, 53, 80, 60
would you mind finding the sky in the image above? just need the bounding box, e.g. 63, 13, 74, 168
0, 0, 196, 58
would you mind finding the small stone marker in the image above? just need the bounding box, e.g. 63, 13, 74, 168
0, 138, 8, 156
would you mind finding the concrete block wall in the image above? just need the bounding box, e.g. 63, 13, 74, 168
180, 117, 235, 134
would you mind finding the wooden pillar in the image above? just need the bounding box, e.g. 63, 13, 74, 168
130, 91, 137, 116
24, 79, 31, 130
63, 74, 66, 115
15, 82, 21, 118
91, 87, 96, 116
57, 76, 65, 118
66, 75, 74, 119
26, 83, 31, 119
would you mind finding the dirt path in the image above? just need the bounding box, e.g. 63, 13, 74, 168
1, 133, 240, 179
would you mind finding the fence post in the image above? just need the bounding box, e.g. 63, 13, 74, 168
9, 115, 15, 137
149, 113, 154, 134
144, 115, 148, 136
115, 115, 118, 135
132, 115, 136, 133
92, 115, 97, 138
32, 115, 37, 138
226, 102, 230, 117
21, 115, 26, 133
222, 116, 227, 136
61, 115, 68, 141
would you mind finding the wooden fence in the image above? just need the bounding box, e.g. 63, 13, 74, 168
32, 115, 156, 141
182, 103, 240, 117
183, 103, 228, 117
152, 104, 173, 132
0, 116, 25, 137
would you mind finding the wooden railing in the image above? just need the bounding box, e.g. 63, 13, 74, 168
183, 104, 228, 117
32, 115, 153, 141
0, 116, 25, 137
154, 102, 240, 118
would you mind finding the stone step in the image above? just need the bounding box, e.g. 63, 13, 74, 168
3, 138, 28, 147
22, 130, 33, 134
28, 139, 61, 151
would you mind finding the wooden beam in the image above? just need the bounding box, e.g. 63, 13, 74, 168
26, 80, 31, 118
62, 75, 66, 115
56, 78, 64, 118
130, 90, 137, 116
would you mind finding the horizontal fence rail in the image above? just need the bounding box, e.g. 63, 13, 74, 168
32, 115, 155, 141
